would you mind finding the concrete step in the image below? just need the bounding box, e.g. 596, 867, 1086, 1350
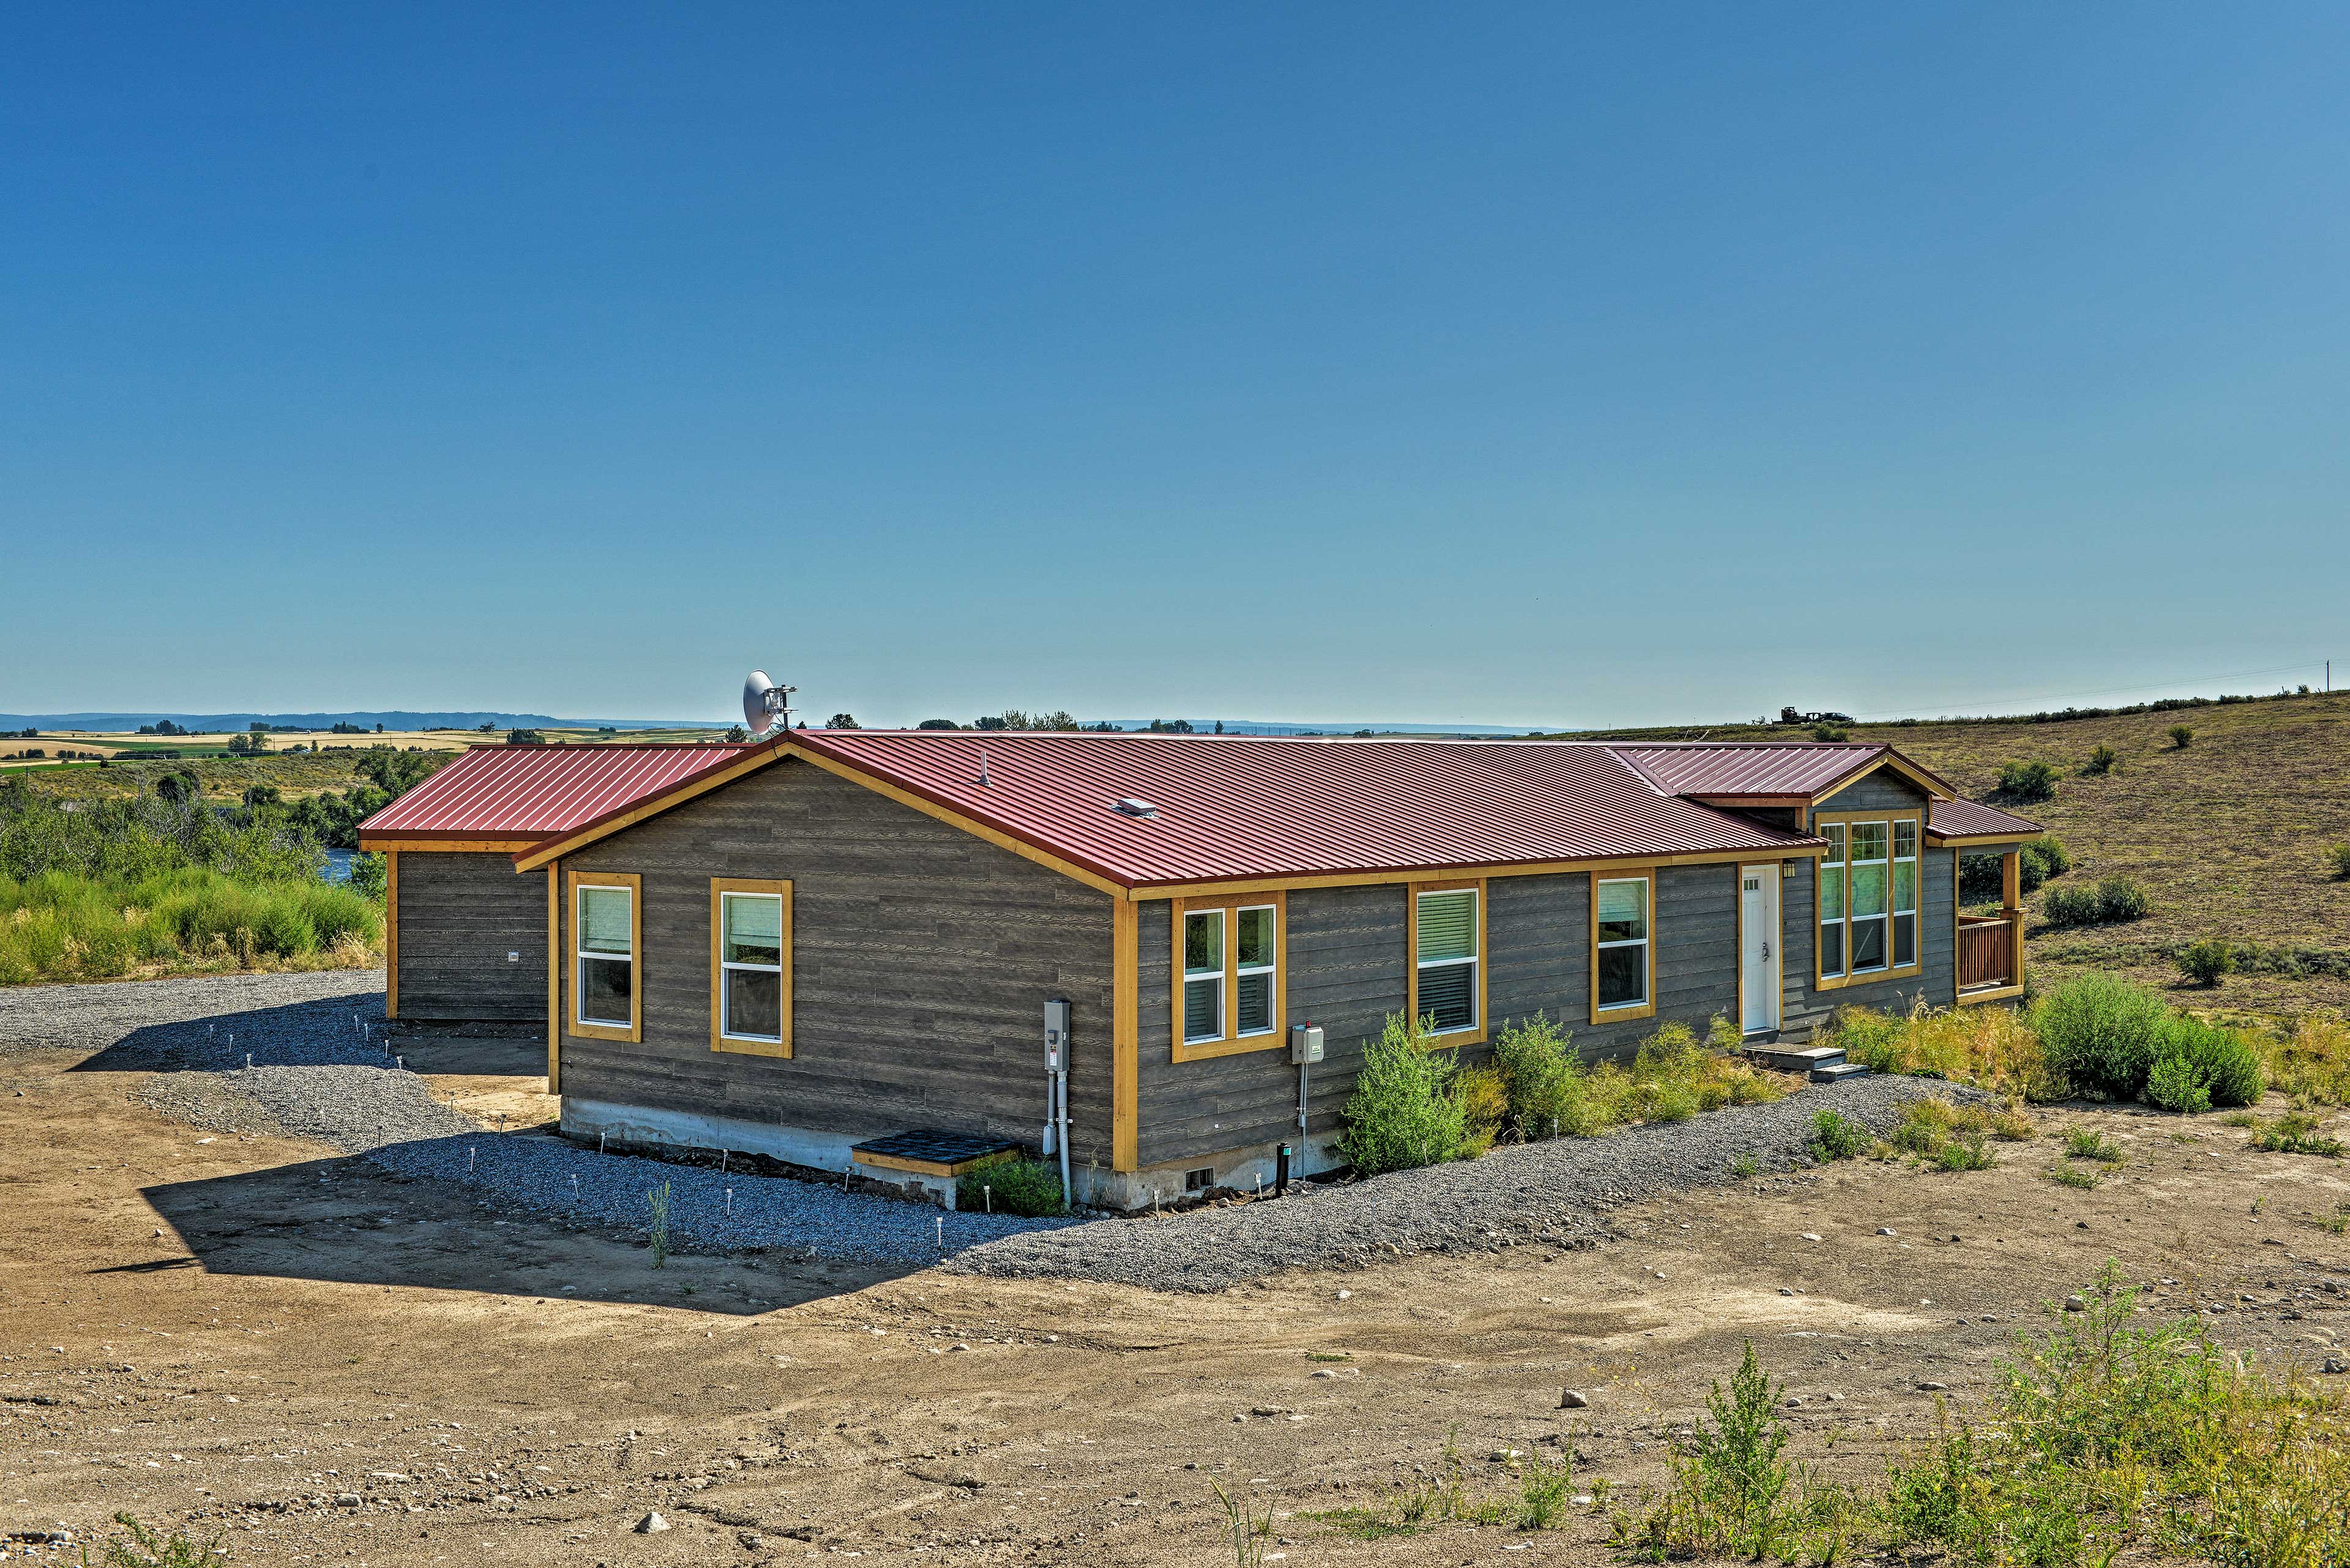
1748, 1044, 1845, 1075
1809, 1061, 1873, 1085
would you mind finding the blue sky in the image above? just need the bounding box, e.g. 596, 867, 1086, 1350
6, 5, 2346, 729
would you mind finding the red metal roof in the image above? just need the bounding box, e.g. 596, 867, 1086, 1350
528, 731, 1826, 890
1608, 742, 1952, 802
358, 744, 752, 842
1926, 798, 2042, 842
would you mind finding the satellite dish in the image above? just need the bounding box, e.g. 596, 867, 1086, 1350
742, 671, 795, 739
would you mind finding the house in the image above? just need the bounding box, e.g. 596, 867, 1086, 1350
445, 730, 2039, 1209
356, 744, 750, 1024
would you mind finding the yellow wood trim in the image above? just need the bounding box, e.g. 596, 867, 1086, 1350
545, 862, 561, 1092
515, 742, 1131, 897
1927, 831, 2037, 847
709, 877, 793, 1059
384, 850, 399, 1020
1113, 899, 1138, 1171
1137, 845, 1821, 904
2003, 848, 2026, 996
1408, 878, 1488, 1047
1958, 981, 2026, 1007
518, 749, 780, 870
566, 870, 642, 1043
852, 1148, 1018, 1179
1169, 891, 1288, 1063
357, 837, 539, 853
1589, 868, 1658, 1026
1810, 810, 1926, 991
788, 746, 1130, 898
1807, 752, 1955, 805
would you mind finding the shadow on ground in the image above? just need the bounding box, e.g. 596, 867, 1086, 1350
137, 1149, 923, 1312
69, 989, 542, 1081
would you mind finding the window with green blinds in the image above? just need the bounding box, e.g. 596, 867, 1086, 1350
1414, 888, 1478, 1034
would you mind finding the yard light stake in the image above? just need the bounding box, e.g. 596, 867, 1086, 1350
936, 1217, 944, 1250
726, 1187, 733, 1219
469, 1146, 476, 1176
984, 1185, 993, 1214
570, 1174, 580, 1204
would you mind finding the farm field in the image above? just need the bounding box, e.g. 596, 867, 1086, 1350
3, 973, 2346, 1566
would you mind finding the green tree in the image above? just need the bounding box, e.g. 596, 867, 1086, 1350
826, 713, 860, 730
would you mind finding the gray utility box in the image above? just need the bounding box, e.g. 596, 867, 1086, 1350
1289, 1023, 1324, 1065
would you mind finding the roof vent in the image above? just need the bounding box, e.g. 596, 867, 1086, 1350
1112, 797, 1158, 819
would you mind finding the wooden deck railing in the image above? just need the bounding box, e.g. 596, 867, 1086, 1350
1958, 914, 2018, 991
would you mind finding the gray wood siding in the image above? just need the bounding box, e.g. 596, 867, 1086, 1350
395, 851, 545, 1021
558, 758, 1116, 1163
1136, 865, 1770, 1166
1780, 847, 1957, 1035
1813, 769, 1930, 813
1134, 886, 1408, 1167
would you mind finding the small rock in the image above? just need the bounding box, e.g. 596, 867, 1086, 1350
1878, 1227, 1897, 1237
1334, 1290, 1352, 1301
1785, 1396, 1805, 1408
1917, 1381, 1948, 1392
335, 1494, 360, 1508
2323, 1357, 2346, 1375
1800, 1233, 1822, 1242
1778, 1287, 1795, 1297
635, 1512, 671, 1534
2065, 1295, 2087, 1313
1559, 1389, 1589, 1409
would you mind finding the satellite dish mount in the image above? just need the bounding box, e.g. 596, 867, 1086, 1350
742, 671, 796, 739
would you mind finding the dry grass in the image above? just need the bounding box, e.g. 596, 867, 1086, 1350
1826, 999, 2062, 1102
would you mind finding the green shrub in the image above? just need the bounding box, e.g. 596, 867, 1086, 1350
2082, 744, 2118, 775
1808, 1110, 1870, 1162
2094, 875, 2150, 922
958, 1157, 1065, 1215
2327, 843, 2350, 881
1455, 1064, 1507, 1157
2248, 1113, 2343, 1157
1338, 1013, 1468, 1175
2174, 938, 2234, 987
2033, 973, 2171, 1097
2061, 1126, 2125, 1163
2160, 1016, 2265, 1108
1490, 1013, 1578, 1140
2166, 723, 2194, 749
2024, 834, 2070, 876
2042, 884, 2101, 927
1997, 760, 2059, 802
2144, 1050, 2212, 1114
1811, 723, 1848, 743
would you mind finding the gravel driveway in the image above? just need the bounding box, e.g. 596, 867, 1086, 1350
10, 971, 1969, 1290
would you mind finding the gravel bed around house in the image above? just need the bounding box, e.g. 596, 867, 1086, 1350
946, 1074, 1990, 1292
19, 973, 1987, 1285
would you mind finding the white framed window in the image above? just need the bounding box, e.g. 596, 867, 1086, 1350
1414, 886, 1480, 1035
1234, 904, 1277, 1037
1892, 819, 1919, 969
575, 881, 635, 1029
718, 890, 784, 1042
1172, 894, 1287, 1061
1848, 821, 1890, 974
1594, 876, 1651, 1014
1816, 812, 1923, 988
1182, 907, 1225, 1044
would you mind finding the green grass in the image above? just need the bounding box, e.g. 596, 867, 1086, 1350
2247, 1113, 2343, 1158
2061, 1127, 2126, 1164
956, 1157, 1067, 1216
2046, 1164, 2102, 1190
0, 867, 379, 984
1616, 1268, 2350, 1568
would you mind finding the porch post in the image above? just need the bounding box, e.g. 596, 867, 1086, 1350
2001, 849, 2025, 991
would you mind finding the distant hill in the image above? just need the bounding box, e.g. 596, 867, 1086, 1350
0, 712, 715, 733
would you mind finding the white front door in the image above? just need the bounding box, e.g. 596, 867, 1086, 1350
1740, 865, 1780, 1034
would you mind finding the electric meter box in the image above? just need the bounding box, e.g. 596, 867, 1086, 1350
1288, 1023, 1324, 1065
1043, 998, 1072, 1071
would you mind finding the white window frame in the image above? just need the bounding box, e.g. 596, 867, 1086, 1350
1593, 875, 1652, 1017
1847, 819, 1892, 976
1233, 902, 1278, 1039
1413, 885, 1482, 1037
1891, 819, 1919, 969
717, 890, 785, 1044
1181, 907, 1226, 1045
573, 878, 635, 1033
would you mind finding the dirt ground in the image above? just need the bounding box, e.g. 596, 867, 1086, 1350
4, 1040, 2346, 1567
